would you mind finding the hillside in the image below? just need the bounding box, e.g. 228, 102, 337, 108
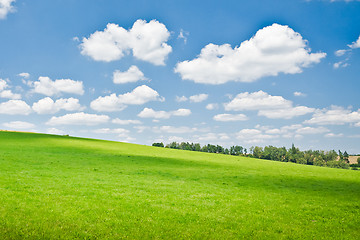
0, 131, 359, 239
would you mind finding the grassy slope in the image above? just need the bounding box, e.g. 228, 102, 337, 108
0, 131, 359, 239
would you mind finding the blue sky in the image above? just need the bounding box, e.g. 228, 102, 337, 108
0, 0, 360, 153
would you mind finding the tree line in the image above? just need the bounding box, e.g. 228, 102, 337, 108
152, 142, 353, 170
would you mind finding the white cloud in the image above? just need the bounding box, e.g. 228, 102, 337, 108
18, 72, 30, 79
258, 106, 315, 119
32, 97, 84, 114
294, 91, 306, 97
175, 23, 325, 84
334, 35, 360, 68
113, 65, 147, 84
305, 106, 360, 125
0, 79, 21, 99
295, 126, 330, 134
225, 91, 292, 111
0, 100, 31, 115
172, 108, 191, 116
112, 118, 142, 125
255, 124, 314, 139
325, 133, 344, 138
189, 94, 208, 103
138, 107, 191, 119
0, 0, 15, 19
3, 121, 35, 130
190, 133, 230, 143
236, 128, 278, 144
178, 29, 189, 44
333, 60, 349, 69
0, 79, 6, 91
176, 96, 188, 102
213, 113, 248, 122
46, 128, 66, 135
138, 108, 171, 119
206, 103, 219, 110
46, 112, 109, 126
80, 19, 172, 65
93, 128, 129, 134
335, 49, 348, 56
90, 85, 163, 112
0, 89, 21, 99
348, 35, 360, 49
157, 126, 197, 134
225, 90, 314, 119
32, 77, 84, 96
175, 94, 208, 103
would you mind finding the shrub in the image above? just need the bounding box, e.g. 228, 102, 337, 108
296, 158, 307, 165
152, 142, 164, 147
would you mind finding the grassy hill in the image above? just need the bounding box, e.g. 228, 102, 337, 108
0, 131, 359, 239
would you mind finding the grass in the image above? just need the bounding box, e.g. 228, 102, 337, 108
0, 131, 359, 239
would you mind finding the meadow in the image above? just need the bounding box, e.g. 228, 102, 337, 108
0, 131, 359, 239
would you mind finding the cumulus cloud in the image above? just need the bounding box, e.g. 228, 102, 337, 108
175, 94, 208, 103
138, 107, 191, 119
80, 19, 172, 65
254, 124, 301, 140
0, 0, 15, 19
258, 106, 315, 119
18, 72, 30, 78
325, 133, 344, 138
295, 126, 330, 134
189, 94, 208, 103
225, 91, 291, 111
294, 91, 306, 97
0, 100, 31, 115
32, 77, 84, 96
90, 85, 163, 112
335, 49, 348, 56
112, 118, 142, 125
0, 79, 21, 99
0, 90, 21, 99
213, 113, 248, 122
156, 126, 197, 134
206, 103, 219, 110
46, 112, 109, 126
172, 108, 192, 116
176, 96, 188, 102
194, 133, 230, 142
32, 97, 84, 114
334, 35, 360, 68
236, 129, 278, 144
305, 106, 360, 125
175, 23, 325, 84
113, 65, 147, 84
3, 121, 35, 130
348, 35, 360, 49
224, 90, 314, 119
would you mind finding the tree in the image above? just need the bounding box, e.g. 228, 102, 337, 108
253, 146, 263, 159
152, 142, 164, 147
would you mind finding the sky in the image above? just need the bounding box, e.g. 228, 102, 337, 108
0, 0, 360, 153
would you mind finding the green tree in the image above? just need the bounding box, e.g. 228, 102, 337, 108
152, 142, 164, 147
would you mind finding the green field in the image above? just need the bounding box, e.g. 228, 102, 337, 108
0, 131, 359, 239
